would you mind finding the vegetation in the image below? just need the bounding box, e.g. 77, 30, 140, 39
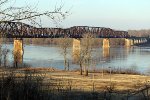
0, 0, 150, 99
79, 33, 95, 76
0, 68, 44, 100
89, 67, 140, 75
0, 68, 150, 100
128, 29, 150, 37
58, 38, 72, 71
0, 0, 68, 24
0, 43, 9, 67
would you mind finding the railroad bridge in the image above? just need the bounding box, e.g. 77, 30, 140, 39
0, 21, 148, 65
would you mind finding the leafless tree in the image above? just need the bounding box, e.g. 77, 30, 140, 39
0, 38, 10, 67
77, 49, 85, 75
2, 47, 9, 67
0, 45, 2, 66
59, 38, 72, 71
0, 0, 68, 26
103, 83, 116, 100
0, 0, 68, 68
0, 33, 3, 67
79, 33, 95, 76
138, 81, 150, 100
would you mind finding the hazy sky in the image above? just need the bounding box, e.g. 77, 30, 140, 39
15, 0, 150, 30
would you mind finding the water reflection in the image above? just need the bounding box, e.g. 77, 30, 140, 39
2, 44, 150, 74
103, 47, 110, 58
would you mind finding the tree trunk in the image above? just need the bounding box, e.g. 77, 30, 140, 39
80, 63, 82, 75
84, 64, 88, 76
0, 57, 1, 66
4, 56, 6, 67
67, 60, 69, 71
84, 65, 86, 75
15, 61, 18, 68
64, 54, 67, 71
85, 59, 90, 76
64, 59, 67, 71
0, 47, 1, 66
85, 70, 88, 76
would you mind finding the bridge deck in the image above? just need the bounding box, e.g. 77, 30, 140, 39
0, 21, 131, 38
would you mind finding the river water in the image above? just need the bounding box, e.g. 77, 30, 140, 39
2, 44, 150, 74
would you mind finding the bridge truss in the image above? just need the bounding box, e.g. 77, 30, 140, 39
0, 21, 130, 38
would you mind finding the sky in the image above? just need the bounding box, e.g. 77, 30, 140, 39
14, 0, 150, 30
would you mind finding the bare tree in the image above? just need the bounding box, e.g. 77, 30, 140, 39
59, 38, 72, 71
0, 0, 68, 26
0, 0, 68, 68
79, 33, 95, 76
104, 83, 116, 100
2, 47, 9, 67
0, 38, 10, 67
0, 45, 2, 66
0, 33, 3, 67
78, 49, 85, 75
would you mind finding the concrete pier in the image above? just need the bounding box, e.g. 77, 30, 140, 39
14, 39, 24, 66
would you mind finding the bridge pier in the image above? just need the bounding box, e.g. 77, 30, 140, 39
102, 38, 110, 48
14, 39, 24, 67
141, 39, 144, 43
138, 39, 141, 44
125, 39, 132, 47
132, 38, 148, 45
134, 39, 138, 44
102, 38, 110, 58
130, 39, 134, 46
144, 39, 147, 43
72, 39, 81, 63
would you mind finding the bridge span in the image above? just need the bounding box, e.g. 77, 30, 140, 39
0, 21, 148, 66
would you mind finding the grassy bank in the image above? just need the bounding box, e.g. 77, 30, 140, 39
0, 67, 150, 100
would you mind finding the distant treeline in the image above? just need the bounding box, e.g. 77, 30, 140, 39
128, 29, 150, 37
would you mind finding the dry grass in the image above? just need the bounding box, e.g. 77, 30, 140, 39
1, 67, 150, 92
1, 67, 150, 100
43, 70, 150, 92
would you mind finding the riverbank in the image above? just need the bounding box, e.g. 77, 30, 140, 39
4, 67, 149, 92
46, 70, 150, 91
1, 67, 150, 99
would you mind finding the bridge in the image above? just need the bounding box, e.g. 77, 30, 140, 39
0, 21, 148, 66
0, 21, 130, 38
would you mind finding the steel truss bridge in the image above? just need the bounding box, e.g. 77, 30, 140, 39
0, 21, 130, 38
0, 21, 148, 65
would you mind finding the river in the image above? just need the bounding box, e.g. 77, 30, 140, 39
2, 44, 150, 74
